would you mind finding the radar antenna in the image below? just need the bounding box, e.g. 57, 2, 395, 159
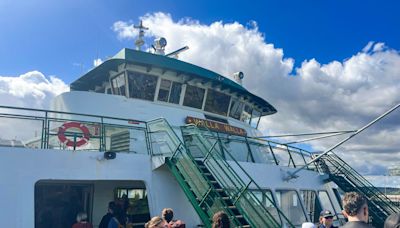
134, 20, 149, 51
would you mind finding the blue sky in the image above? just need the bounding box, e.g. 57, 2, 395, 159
0, 0, 399, 83
0, 0, 400, 176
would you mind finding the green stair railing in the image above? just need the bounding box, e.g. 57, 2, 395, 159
148, 119, 252, 227
317, 152, 400, 227
181, 124, 295, 228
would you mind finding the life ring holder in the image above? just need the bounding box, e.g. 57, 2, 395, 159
58, 122, 90, 147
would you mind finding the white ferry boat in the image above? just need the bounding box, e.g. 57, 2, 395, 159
1, 22, 399, 228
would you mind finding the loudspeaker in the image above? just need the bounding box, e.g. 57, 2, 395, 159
104, 152, 116, 160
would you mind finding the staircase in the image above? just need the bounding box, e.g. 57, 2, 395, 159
148, 119, 294, 227
316, 152, 400, 227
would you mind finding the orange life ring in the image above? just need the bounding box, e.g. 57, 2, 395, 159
58, 122, 90, 147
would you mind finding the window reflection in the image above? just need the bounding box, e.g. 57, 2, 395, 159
128, 72, 157, 101
204, 89, 230, 116
241, 104, 252, 123
318, 191, 336, 219
183, 85, 205, 109
229, 99, 244, 120
157, 79, 182, 104
252, 190, 282, 225
300, 190, 321, 223
276, 190, 307, 226
250, 109, 261, 128
111, 73, 126, 96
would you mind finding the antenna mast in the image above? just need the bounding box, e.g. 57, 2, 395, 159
134, 20, 148, 51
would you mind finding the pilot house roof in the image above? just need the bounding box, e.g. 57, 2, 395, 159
70, 48, 277, 116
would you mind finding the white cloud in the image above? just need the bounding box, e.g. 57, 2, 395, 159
93, 58, 103, 67
113, 13, 400, 175
112, 21, 138, 40
0, 71, 69, 109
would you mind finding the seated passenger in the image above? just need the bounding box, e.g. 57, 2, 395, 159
72, 212, 93, 228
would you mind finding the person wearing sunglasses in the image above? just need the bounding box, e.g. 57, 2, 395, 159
318, 210, 338, 228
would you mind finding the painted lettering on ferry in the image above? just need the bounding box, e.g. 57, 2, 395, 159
186, 116, 247, 136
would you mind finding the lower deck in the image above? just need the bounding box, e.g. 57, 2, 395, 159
0, 147, 344, 228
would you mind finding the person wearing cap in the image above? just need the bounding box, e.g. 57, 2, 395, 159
318, 210, 338, 228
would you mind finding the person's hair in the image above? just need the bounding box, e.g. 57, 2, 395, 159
384, 213, 400, 228
145, 216, 164, 228
162, 208, 174, 223
108, 201, 116, 211
342, 192, 368, 216
212, 211, 230, 228
76, 212, 88, 222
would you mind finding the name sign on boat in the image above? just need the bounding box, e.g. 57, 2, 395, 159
186, 116, 247, 136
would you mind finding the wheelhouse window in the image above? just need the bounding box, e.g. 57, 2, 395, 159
157, 79, 182, 104
111, 73, 127, 96
229, 98, 244, 120
229, 99, 244, 120
250, 109, 261, 128
128, 71, 157, 101
241, 104, 253, 123
183, 85, 205, 109
204, 89, 230, 116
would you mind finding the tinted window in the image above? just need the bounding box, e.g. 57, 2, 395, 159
250, 109, 261, 128
229, 99, 244, 120
183, 85, 205, 109
241, 104, 253, 123
158, 79, 182, 104
204, 89, 230, 116
158, 79, 171, 102
169, 82, 182, 104
111, 73, 126, 96
128, 72, 157, 101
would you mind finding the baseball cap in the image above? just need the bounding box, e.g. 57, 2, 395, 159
320, 210, 334, 218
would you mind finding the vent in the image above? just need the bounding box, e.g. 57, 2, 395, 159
110, 130, 130, 152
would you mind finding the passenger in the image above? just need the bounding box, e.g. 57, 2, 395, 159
108, 205, 126, 228
212, 211, 230, 228
72, 212, 93, 228
145, 216, 167, 228
302, 222, 316, 228
340, 192, 372, 228
161, 208, 185, 228
384, 213, 400, 228
318, 210, 338, 228
99, 201, 115, 228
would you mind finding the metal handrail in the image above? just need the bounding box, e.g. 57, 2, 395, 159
183, 125, 295, 227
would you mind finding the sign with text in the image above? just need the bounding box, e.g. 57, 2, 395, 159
186, 116, 247, 136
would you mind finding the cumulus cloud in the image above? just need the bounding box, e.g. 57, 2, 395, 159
0, 71, 69, 143
113, 13, 400, 175
0, 71, 69, 109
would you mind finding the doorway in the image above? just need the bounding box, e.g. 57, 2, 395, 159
35, 182, 93, 228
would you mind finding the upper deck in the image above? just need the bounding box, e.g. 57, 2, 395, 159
69, 48, 276, 129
